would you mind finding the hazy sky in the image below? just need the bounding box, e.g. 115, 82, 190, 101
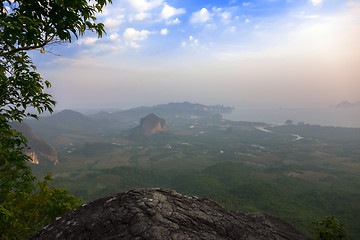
32, 0, 360, 110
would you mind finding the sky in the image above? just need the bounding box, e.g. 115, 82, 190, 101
32, 0, 360, 111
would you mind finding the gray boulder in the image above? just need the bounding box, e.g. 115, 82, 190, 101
31, 188, 308, 240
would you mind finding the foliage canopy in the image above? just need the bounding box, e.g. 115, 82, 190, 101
0, 0, 111, 56
313, 216, 347, 240
0, 0, 111, 238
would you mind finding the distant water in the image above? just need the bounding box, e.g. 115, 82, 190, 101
223, 108, 360, 128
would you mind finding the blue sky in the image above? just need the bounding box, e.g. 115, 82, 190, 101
32, 0, 360, 110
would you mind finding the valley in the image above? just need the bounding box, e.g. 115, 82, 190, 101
22, 103, 360, 239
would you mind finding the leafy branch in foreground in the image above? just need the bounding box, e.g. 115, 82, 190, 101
1, 0, 111, 238
0, 0, 112, 56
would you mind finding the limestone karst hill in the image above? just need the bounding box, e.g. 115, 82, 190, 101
31, 188, 308, 240
131, 113, 167, 138
139, 113, 167, 136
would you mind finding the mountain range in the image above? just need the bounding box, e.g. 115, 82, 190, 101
92, 102, 233, 121
334, 101, 360, 108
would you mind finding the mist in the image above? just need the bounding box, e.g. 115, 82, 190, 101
32, 0, 360, 127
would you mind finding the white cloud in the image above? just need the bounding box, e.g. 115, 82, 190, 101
134, 12, 151, 21
77, 37, 98, 45
243, 2, 250, 7
130, 42, 141, 49
310, 0, 323, 6
190, 8, 212, 23
104, 17, 123, 30
190, 36, 199, 47
166, 18, 181, 25
245, 18, 251, 23
124, 28, 150, 41
221, 11, 232, 23
128, 0, 163, 12
109, 33, 120, 41
160, 28, 168, 35
182, 36, 199, 48
212, 7, 223, 12
161, 3, 185, 19
227, 26, 237, 33
123, 28, 151, 48
212, 7, 234, 24
296, 11, 320, 19
96, 5, 110, 16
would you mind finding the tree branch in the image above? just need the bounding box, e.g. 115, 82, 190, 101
0, 34, 58, 57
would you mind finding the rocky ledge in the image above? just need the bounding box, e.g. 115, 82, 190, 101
31, 188, 308, 240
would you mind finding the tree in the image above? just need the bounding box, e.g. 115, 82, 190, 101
0, 174, 83, 239
313, 216, 347, 240
0, 0, 111, 238
0, 0, 110, 56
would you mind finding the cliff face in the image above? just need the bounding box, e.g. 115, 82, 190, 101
10, 122, 58, 165
138, 113, 167, 136
31, 188, 308, 240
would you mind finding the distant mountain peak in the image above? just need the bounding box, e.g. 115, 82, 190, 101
335, 101, 360, 108
52, 109, 92, 119
138, 113, 167, 136
45, 109, 95, 127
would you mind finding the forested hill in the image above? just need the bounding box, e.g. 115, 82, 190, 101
92, 102, 234, 121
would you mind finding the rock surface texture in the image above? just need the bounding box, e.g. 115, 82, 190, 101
31, 188, 308, 240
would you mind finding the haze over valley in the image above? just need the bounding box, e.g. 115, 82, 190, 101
16, 102, 360, 239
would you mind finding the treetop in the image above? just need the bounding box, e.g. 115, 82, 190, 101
0, 0, 112, 56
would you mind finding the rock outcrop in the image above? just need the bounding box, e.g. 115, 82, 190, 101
10, 121, 58, 165
31, 188, 308, 240
137, 113, 167, 136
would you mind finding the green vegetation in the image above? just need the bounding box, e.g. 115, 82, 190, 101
313, 216, 347, 240
28, 111, 360, 239
0, 174, 82, 239
1, 0, 111, 238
